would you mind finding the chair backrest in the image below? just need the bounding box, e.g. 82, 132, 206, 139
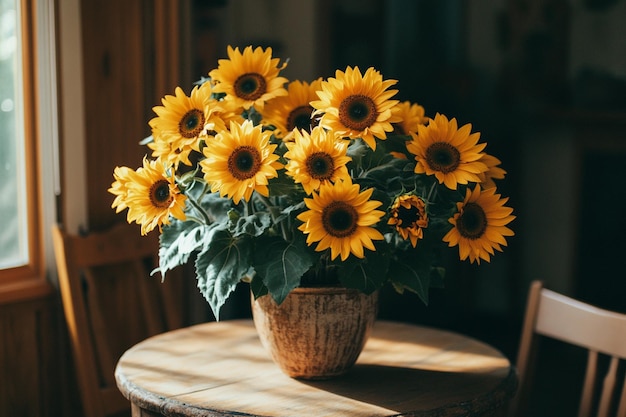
52, 223, 185, 417
510, 280, 626, 417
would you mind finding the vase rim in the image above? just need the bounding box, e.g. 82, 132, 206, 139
291, 286, 374, 296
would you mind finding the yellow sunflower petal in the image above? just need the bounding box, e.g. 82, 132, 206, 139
284, 126, 352, 194
261, 78, 323, 140
208, 45, 288, 111
148, 84, 220, 168
108, 157, 186, 235
200, 120, 282, 204
298, 179, 384, 261
407, 113, 489, 190
443, 185, 514, 263
311, 66, 399, 150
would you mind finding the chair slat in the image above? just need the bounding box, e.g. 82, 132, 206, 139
53, 223, 188, 417
535, 289, 626, 358
579, 350, 599, 417
616, 372, 626, 417
509, 281, 626, 417
508, 281, 543, 417
135, 260, 164, 336
598, 357, 620, 417
84, 267, 118, 388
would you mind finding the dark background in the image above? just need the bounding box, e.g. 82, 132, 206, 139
194, 1, 626, 415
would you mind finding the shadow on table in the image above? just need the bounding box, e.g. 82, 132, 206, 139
299, 364, 516, 416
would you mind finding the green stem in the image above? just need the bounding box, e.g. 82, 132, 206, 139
184, 215, 207, 225
425, 180, 438, 203
186, 191, 211, 224
256, 194, 289, 241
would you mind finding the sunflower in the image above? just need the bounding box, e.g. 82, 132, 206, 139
477, 153, 507, 189
109, 165, 135, 214
387, 194, 429, 248
108, 157, 187, 235
208, 45, 288, 111
391, 101, 429, 136
200, 120, 282, 204
261, 79, 323, 141
407, 113, 488, 190
310, 66, 399, 150
284, 126, 352, 195
297, 179, 384, 261
148, 83, 225, 167
443, 185, 515, 264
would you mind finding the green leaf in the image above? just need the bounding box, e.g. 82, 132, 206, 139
252, 235, 315, 305
335, 241, 390, 294
387, 259, 430, 304
430, 266, 446, 288
388, 255, 445, 305
196, 191, 234, 222
267, 171, 303, 198
349, 137, 399, 172
195, 229, 252, 320
157, 221, 214, 277
385, 225, 448, 305
275, 201, 305, 223
346, 138, 370, 165
381, 134, 412, 156
230, 212, 271, 237
249, 274, 268, 299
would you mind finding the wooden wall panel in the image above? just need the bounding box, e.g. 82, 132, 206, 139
80, 0, 188, 231
0, 1, 221, 416
81, 0, 150, 230
0, 296, 63, 417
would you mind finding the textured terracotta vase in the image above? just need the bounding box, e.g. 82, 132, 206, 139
251, 287, 379, 380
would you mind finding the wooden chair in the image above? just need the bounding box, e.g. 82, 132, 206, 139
509, 280, 626, 417
52, 223, 186, 417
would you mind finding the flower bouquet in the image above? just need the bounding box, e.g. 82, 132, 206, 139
109, 45, 515, 320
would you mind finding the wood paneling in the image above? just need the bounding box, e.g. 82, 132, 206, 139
0, 296, 64, 417
80, 0, 188, 231
1, 1, 231, 416
0, 2, 197, 416
81, 0, 149, 230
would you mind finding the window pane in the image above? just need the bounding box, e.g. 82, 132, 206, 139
0, 0, 28, 269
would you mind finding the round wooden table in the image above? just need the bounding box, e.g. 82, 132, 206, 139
115, 320, 517, 417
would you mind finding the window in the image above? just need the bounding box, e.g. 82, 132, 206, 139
0, 0, 29, 270
0, 0, 52, 300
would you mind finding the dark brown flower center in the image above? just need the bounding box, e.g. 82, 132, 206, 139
234, 73, 267, 101
306, 152, 334, 180
425, 142, 461, 173
322, 201, 358, 238
149, 180, 172, 208
179, 109, 205, 138
287, 105, 313, 132
338, 94, 378, 131
397, 205, 419, 227
228, 146, 261, 180
457, 202, 487, 240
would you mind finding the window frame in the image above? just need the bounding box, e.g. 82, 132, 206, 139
0, 0, 51, 303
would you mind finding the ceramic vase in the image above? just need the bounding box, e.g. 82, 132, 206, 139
251, 286, 378, 380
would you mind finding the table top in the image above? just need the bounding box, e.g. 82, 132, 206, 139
115, 319, 517, 417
